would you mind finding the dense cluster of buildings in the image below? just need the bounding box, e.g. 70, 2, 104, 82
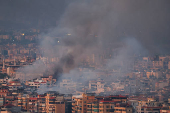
1, 86, 170, 113
0, 68, 170, 113
1, 30, 170, 113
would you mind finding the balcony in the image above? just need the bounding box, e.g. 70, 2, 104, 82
93, 106, 99, 108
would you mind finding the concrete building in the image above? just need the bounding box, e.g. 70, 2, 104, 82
72, 93, 96, 113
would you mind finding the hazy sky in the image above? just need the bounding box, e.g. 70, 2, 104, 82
0, 0, 68, 28
0, 0, 170, 53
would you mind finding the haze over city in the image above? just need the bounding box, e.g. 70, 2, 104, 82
0, 0, 170, 113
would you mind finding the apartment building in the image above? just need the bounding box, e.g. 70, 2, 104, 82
72, 93, 96, 113
72, 93, 131, 113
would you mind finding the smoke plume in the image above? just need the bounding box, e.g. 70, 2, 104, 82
16, 0, 170, 93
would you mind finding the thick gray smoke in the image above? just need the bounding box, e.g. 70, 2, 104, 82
16, 0, 169, 93
37, 38, 147, 94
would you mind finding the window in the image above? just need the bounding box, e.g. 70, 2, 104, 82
87, 105, 91, 107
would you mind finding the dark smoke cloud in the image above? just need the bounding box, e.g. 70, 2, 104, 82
51, 54, 74, 79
